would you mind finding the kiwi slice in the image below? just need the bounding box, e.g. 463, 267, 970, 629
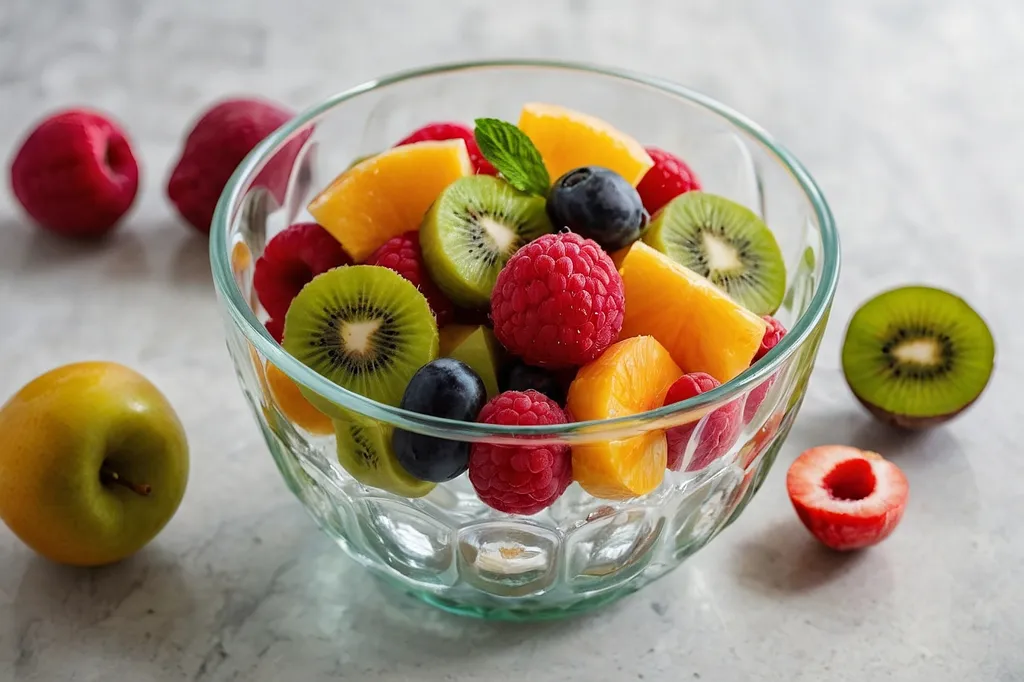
643, 192, 786, 315
283, 265, 439, 416
439, 324, 503, 399
420, 175, 553, 308
841, 286, 995, 429
334, 415, 434, 497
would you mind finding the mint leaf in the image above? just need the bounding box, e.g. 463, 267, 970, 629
473, 118, 551, 196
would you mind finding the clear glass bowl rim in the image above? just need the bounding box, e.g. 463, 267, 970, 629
210, 59, 840, 443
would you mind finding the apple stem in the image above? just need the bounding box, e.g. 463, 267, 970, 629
101, 467, 152, 496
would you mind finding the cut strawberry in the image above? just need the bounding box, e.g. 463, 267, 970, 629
786, 445, 908, 551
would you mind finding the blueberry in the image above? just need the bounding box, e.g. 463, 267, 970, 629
546, 166, 649, 251
500, 360, 566, 405
393, 358, 486, 482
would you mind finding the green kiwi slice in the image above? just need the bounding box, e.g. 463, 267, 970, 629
283, 265, 439, 416
841, 286, 995, 429
420, 175, 553, 308
334, 415, 434, 497
643, 192, 786, 315
438, 324, 503, 399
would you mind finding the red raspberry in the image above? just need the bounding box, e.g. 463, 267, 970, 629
491, 232, 625, 368
753, 315, 787, 363
366, 231, 455, 326
395, 122, 497, 175
167, 98, 308, 233
254, 222, 351, 320
663, 373, 743, 472
9, 109, 139, 238
469, 390, 572, 515
744, 316, 788, 422
636, 147, 701, 215
787, 445, 908, 551
265, 317, 284, 343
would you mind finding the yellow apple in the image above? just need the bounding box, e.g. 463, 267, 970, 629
0, 361, 188, 566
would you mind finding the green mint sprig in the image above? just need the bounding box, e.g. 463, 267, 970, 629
473, 118, 551, 196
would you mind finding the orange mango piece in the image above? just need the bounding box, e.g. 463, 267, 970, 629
307, 140, 473, 262
265, 362, 333, 436
517, 103, 654, 186
567, 336, 682, 500
618, 242, 767, 382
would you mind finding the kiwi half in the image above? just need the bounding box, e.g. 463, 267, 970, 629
334, 415, 434, 497
283, 265, 439, 415
643, 192, 786, 315
420, 175, 553, 308
841, 286, 995, 429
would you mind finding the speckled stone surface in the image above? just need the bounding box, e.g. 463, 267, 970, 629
1, 1, 1022, 680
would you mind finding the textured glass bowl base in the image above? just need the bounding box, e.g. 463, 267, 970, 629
212, 62, 837, 622
257, 400, 799, 620
409, 581, 640, 622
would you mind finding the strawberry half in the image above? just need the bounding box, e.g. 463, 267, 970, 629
786, 445, 909, 551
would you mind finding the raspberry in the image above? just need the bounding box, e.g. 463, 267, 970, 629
744, 316, 788, 421
491, 232, 625, 368
395, 122, 497, 175
9, 109, 139, 238
753, 315, 787, 363
254, 222, 351, 320
167, 98, 308, 233
636, 147, 701, 215
265, 317, 284, 343
366, 231, 455, 326
663, 373, 743, 472
469, 390, 572, 515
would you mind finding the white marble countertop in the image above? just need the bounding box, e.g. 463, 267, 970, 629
1, 1, 1022, 680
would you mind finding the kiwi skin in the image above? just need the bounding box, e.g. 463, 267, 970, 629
841, 285, 996, 430
333, 414, 435, 497
853, 395, 986, 431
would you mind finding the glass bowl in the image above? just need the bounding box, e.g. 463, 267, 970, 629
210, 60, 839, 621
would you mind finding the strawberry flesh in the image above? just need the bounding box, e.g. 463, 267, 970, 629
786, 445, 909, 551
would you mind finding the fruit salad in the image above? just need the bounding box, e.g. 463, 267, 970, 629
253, 104, 791, 515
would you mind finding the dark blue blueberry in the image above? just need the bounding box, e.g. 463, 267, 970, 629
393, 358, 486, 482
500, 360, 566, 405
546, 166, 649, 251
